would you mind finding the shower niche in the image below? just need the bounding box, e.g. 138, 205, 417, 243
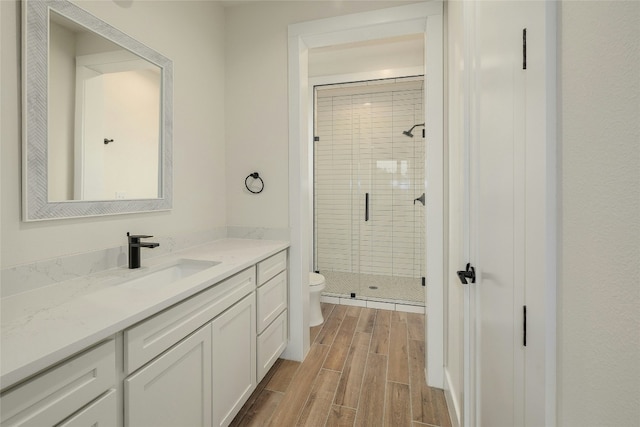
313, 77, 426, 306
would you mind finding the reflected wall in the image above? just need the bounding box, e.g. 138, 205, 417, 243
48, 11, 161, 202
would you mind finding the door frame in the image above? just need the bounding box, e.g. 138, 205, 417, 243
287, 1, 445, 388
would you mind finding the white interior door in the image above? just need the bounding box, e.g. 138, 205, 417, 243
74, 67, 105, 200
473, 1, 526, 424
466, 1, 554, 426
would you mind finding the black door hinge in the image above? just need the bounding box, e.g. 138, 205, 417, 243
523, 305, 527, 346
522, 28, 527, 70
314, 136, 320, 142
421, 277, 426, 287
422, 128, 426, 138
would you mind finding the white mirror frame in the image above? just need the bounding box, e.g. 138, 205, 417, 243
22, 0, 173, 221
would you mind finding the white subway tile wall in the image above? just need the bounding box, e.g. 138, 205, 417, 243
314, 79, 425, 304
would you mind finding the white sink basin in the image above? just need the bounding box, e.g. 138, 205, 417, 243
122, 259, 220, 289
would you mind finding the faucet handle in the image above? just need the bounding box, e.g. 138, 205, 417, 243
127, 232, 154, 240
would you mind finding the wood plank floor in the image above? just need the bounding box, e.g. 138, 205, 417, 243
231, 304, 451, 427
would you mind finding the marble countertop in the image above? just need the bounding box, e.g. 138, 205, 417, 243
0, 238, 289, 390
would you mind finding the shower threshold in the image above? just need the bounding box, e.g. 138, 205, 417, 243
319, 271, 425, 307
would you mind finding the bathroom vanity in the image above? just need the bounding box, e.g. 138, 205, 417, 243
0, 239, 289, 427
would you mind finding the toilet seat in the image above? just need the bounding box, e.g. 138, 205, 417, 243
309, 272, 326, 290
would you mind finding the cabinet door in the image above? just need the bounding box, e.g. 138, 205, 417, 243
257, 310, 288, 382
211, 293, 256, 427
125, 325, 212, 427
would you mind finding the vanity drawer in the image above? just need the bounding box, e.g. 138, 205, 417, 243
257, 251, 287, 285
125, 266, 255, 374
257, 309, 288, 382
257, 271, 287, 334
57, 389, 117, 427
0, 340, 116, 427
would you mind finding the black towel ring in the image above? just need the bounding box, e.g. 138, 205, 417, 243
245, 172, 264, 194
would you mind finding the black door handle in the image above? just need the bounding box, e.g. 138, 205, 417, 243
457, 263, 476, 284
414, 193, 425, 206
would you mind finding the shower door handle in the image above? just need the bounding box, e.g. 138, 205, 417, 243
365, 193, 369, 221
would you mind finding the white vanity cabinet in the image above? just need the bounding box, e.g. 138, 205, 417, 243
123, 266, 261, 427
0, 245, 289, 427
0, 340, 116, 427
256, 252, 288, 382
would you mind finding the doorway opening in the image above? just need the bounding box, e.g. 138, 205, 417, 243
287, 2, 443, 386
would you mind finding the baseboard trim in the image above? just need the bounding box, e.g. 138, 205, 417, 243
444, 368, 462, 427
320, 294, 425, 313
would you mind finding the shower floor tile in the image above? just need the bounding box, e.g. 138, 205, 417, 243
320, 270, 425, 306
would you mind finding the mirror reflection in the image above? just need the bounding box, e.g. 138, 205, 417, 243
48, 11, 161, 202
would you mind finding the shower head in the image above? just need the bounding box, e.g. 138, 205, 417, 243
402, 123, 425, 138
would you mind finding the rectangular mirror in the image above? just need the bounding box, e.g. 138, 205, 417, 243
22, 0, 173, 220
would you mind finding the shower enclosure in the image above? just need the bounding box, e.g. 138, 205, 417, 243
313, 77, 425, 306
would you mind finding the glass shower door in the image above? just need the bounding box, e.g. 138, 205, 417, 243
314, 79, 425, 305
356, 86, 425, 303
355, 90, 393, 300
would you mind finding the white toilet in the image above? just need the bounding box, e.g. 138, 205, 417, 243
309, 272, 326, 327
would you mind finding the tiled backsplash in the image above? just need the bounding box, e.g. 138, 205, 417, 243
314, 79, 425, 279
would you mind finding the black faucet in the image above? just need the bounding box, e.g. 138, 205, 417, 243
127, 232, 160, 269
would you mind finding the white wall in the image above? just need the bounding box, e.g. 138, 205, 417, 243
309, 35, 424, 78
49, 21, 76, 201
224, 1, 420, 230
558, 1, 640, 425
0, 0, 226, 268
